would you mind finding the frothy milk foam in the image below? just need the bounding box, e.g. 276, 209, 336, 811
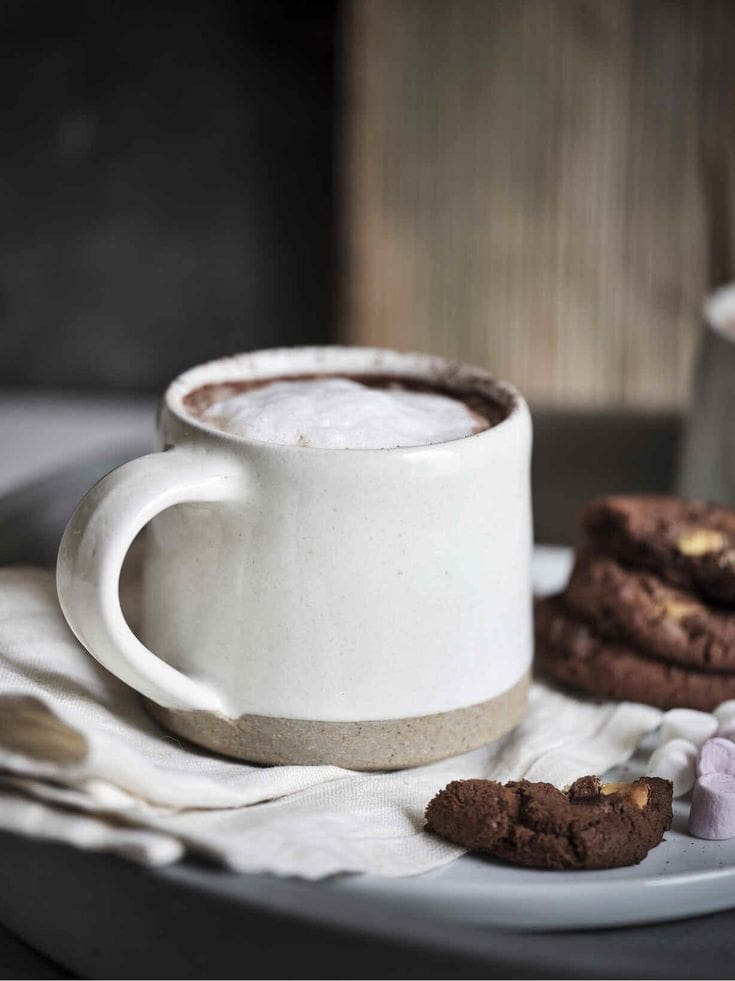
197, 377, 489, 449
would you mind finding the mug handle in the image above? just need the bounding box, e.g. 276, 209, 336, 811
56, 447, 242, 715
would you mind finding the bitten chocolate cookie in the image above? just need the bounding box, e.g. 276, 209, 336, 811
535, 596, 735, 711
583, 495, 735, 604
564, 549, 735, 672
425, 775, 672, 870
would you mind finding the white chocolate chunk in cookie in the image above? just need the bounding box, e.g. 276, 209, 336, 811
600, 781, 650, 809
677, 529, 727, 556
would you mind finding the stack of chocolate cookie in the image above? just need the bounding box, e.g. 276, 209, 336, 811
535, 495, 735, 711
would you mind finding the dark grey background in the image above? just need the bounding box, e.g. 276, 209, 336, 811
0, 0, 336, 390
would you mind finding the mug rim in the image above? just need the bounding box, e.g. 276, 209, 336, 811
164, 345, 528, 454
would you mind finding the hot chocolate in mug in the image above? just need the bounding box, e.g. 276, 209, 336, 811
57, 347, 533, 769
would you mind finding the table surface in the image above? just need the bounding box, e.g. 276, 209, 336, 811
0, 391, 151, 978
0, 390, 156, 496
1, 390, 730, 981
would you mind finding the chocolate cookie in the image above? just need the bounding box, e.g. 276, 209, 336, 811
583, 495, 735, 604
425, 775, 672, 870
565, 549, 735, 672
535, 596, 735, 711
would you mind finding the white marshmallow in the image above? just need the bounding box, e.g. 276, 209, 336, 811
646, 738, 698, 797
200, 378, 487, 450
714, 700, 735, 729
659, 708, 718, 748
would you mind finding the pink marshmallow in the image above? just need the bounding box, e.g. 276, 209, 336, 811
689, 772, 735, 840
697, 736, 735, 777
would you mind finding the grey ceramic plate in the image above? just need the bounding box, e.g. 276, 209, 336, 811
6, 514, 735, 933
2, 436, 735, 978
2, 462, 735, 953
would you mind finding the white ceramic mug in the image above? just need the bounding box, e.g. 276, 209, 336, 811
57, 346, 533, 769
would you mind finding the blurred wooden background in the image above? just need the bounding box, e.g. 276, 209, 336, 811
342, 0, 735, 409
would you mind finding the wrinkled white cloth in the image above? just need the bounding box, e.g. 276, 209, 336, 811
0, 564, 661, 879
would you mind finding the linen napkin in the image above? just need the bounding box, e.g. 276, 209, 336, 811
0, 558, 661, 879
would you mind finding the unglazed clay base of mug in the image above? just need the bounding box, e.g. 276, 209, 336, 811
144, 672, 530, 770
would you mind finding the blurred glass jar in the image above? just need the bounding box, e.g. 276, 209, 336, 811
678, 285, 735, 505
